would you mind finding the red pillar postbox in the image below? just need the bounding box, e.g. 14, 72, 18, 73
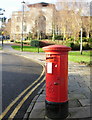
43, 45, 71, 119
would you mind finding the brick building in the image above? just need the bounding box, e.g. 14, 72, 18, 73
9, 2, 91, 40
10, 2, 55, 40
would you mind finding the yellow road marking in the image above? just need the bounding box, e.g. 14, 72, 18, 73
8, 77, 45, 120
0, 67, 45, 120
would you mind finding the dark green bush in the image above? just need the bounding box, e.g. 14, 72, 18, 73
70, 42, 91, 50
30, 40, 54, 48
70, 43, 74, 48
72, 44, 80, 50
14, 41, 20, 43
78, 37, 92, 43
23, 42, 27, 44
68, 37, 74, 41
10, 40, 14, 42
39, 41, 54, 47
55, 35, 63, 40
48, 35, 64, 40
65, 38, 91, 50
47, 35, 52, 40
65, 42, 80, 50
88, 37, 92, 42
65, 43, 71, 47
30, 40, 39, 47
82, 37, 88, 42
65, 42, 74, 47
83, 43, 91, 50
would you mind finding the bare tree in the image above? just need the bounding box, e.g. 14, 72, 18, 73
55, 1, 83, 41
55, 0, 90, 39
55, 0, 90, 54
4, 18, 11, 36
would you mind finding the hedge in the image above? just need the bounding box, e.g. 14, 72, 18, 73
30, 40, 54, 48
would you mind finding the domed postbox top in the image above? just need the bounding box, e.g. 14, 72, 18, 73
43, 45, 71, 52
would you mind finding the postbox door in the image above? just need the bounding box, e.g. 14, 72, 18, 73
46, 55, 60, 102
46, 54, 68, 103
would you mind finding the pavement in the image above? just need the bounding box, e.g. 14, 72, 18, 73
0, 42, 92, 120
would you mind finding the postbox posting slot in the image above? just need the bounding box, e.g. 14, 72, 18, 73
46, 57, 56, 60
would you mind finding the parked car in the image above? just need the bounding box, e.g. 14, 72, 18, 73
6, 35, 10, 39
0, 35, 7, 40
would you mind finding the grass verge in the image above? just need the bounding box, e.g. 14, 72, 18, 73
0, 47, 2, 50
69, 51, 91, 66
11, 45, 91, 66
11, 45, 43, 52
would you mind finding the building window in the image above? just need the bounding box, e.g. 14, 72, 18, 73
16, 25, 20, 32
17, 17, 20, 22
24, 17, 26, 22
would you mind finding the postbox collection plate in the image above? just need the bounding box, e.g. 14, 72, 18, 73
47, 62, 52, 74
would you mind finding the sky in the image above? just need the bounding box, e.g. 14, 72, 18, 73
0, 0, 56, 19
0, 0, 91, 19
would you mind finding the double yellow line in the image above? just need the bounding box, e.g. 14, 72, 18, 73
0, 67, 45, 120
8, 77, 45, 120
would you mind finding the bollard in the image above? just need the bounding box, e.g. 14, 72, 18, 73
43, 45, 71, 119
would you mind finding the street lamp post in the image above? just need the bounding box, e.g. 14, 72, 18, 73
21, 1, 25, 52
0, 9, 5, 49
80, 27, 83, 55
1, 31, 4, 48
73, 11, 83, 55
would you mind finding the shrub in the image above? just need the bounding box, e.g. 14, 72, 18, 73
39, 41, 54, 47
68, 37, 74, 41
55, 35, 63, 40
30, 40, 39, 47
48, 35, 53, 40
23, 42, 27, 44
83, 43, 90, 50
70, 43, 74, 48
82, 37, 88, 42
30, 40, 54, 48
70, 42, 91, 50
14, 40, 20, 43
79, 37, 92, 42
10, 39, 14, 42
72, 44, 80, 50
65, 43, 71, 47
65, 39, 91, 50
88, 37, 92, 42
65, 42, 80, 50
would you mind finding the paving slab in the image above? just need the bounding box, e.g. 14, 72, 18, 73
29, 102, 45, 118
69, 106, 91, 119
68, 93, 87, 99
36, 94, 45, 102
69, 99, 81, 108
78, 99, 91, 106
29, 100, 91, 119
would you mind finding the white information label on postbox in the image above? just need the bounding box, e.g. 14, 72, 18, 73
47, 62, 52, 74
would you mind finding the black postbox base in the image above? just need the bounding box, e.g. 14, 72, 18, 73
45, 100, 68, 119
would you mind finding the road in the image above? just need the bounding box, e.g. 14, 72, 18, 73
0, 52, 44, 119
